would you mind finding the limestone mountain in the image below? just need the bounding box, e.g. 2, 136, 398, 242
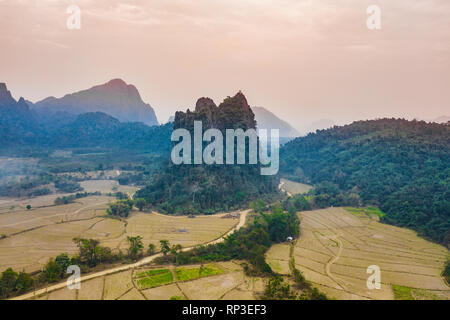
135, 92, 279, 214
174, 92, 256, 132
33, 79, 158, 126
0, 83, 40, 146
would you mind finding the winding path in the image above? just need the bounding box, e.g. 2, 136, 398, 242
11, 209, 250, 300
324, 235, 347, 291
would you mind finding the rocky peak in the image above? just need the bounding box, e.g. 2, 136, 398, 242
195, 97, 217, 113
174, 91, 256, 131
0, 83, 16, 105
105, 78, 128, 88
234, 91, 250, 110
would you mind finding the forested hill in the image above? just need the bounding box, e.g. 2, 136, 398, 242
135, 92, 280, 214
280, 119, 450, 245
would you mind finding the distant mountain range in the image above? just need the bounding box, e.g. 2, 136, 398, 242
0, 83, 41, 146
428, 115, 450, 124
30, 79, 158, 126
0, 82, 170, 152
252, 107, 300, 137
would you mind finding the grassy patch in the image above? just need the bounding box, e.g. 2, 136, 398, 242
175, 264, 224, 282
136, 270, 173, 289
344, 206, 385, 218
392, 285, 441, 300
392, 285, 414, 300
134, 268, 170, 279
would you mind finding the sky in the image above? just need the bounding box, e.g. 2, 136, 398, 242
1, 0, 449, 131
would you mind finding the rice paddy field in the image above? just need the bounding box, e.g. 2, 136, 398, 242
28, 261, 266, 300
284, 207, 450, 300
79, 180, 138, 195
0, 194, 239, 273
279, 178, 312, 195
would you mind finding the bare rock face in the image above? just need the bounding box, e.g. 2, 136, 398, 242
33, 79, 158, 126
174, 91, 256, 132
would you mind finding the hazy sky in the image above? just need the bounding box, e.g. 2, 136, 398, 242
1, 0, 449, 130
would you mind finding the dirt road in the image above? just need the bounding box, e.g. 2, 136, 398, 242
11, 209, 250, 300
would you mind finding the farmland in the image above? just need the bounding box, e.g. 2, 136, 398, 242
0, 193, 240, 273
279, 178, 312, 196
27, 261, 265, 300
287, 207, 449, 300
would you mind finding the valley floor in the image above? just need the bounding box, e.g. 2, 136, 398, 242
27, 261, 265, 300
267, 207, 450, 300
0, 189, 240, 273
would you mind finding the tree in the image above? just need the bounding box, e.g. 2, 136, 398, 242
0, 268, 18, 298
160, 240, 170, 256
170, 244, 182, 255
250, 199, 266, 213
106, 199, 133, 217
15, 272, 32, 294
55, 253, 70, 276
147, 243, 156, 255
26, 205, 31, 210
127, 236, 144, 260
42, 259, 62, 283
134, 198, 146, 211
73, 238, 100, 267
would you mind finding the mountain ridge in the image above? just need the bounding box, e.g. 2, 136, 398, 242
32, 79, 158, 126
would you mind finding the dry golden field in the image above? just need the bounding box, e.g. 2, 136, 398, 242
0, 194, 239, 273
279, 178, 312, 196
79, 179, 138, 195
266, 243, 291, 275
292, 207, 449, 300
28, 261, 265, 300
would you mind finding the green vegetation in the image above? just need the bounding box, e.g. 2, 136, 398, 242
106, 199, 133, 218
290, 259, 327, 300
0, 174, 53, 198
54, 192, 101, 205
54, 178, 83, 193
134, 93, 280, 215
135, 269, 174, 289
147, 243, 156, 255
392, 285, 441, 300
126, 236, 144, 260
344, 206, 386, 218
134, 198, 146, 211
155, 200, 299, 276
174, 264, 223, 281
444, 258, 450, 284
261, 276, 298, 300
135, 269, 170, 279
281, 119, 450, 245
72, 238, 122, 268
0, 268, 33, 298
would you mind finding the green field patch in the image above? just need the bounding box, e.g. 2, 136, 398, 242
134, 268, 170, 279
392, 285, 441, 300
344, 206, 385, 218
392, 285, 414, 300
175, 264, 224, 282
135, 269, 174, 289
